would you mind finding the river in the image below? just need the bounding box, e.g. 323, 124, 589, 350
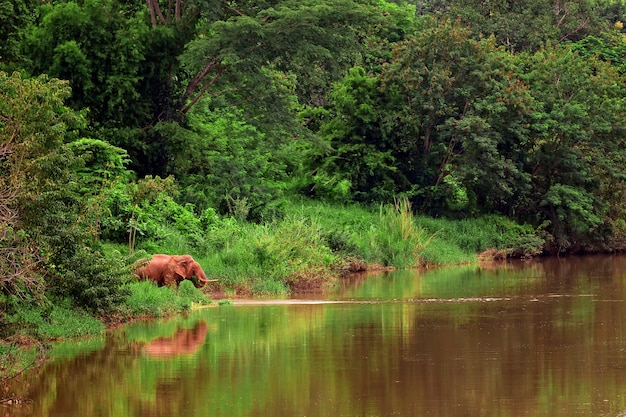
5, 254, 626, 417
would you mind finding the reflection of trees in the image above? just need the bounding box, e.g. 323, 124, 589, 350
7, 331, 141, 417
142, 322, 208, 358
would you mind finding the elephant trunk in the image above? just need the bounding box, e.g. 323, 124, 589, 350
194, 268, 209, 288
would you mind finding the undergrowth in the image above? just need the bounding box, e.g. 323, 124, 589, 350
123, 280, 211, 317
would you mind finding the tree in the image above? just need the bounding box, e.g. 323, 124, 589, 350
518, 44, 626, 250
21, 0, 402, 180
572, 31, 626, 74
167, 101, 287, 222
0, 72, 79, 299
445, 0, 614, 53
0, 71, 132, 315
22, 0, 151, 127
307, 66, 400, 203
0, 0, 39, 71
377, 17, 532, 214
311, 18, 533, 213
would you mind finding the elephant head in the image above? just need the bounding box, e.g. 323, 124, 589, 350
170, 254, 210, 288
135, 254, 215, 288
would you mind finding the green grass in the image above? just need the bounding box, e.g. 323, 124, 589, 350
415, 214, 545, 258
416, 236, 476, 265
123, 280, 211, 317
5, 298, 105, 340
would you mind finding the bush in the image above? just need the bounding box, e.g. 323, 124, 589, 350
54, 246, 132, 315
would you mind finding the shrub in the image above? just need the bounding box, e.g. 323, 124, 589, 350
366, 198, 429, 268
54, 246, 132, 315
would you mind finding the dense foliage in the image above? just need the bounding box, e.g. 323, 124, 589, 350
2, 0, 626, 352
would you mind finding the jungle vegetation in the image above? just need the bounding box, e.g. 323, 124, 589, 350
2, 0, 626, 357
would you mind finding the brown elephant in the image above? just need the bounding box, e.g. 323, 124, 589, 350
135, 254, 215, 288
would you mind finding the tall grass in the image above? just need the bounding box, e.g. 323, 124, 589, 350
365, 198, 429, 268
123, 280, 211, 317
415, 214, 545, 258
255, 215, 339, 292
193, 216, 339, 294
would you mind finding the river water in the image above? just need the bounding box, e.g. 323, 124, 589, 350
5, 255, 626, 417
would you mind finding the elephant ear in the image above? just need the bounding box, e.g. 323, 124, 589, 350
174, 255, 194, 277
174, 259, 189, 277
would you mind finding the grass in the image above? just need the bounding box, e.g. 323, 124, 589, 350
1, 298, 105, 380
4, 298, 105, 340
123, 280, 212, 317
415, 214, 545, 258
0, 280, 210, 379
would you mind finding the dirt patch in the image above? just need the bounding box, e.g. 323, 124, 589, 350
478, 248, 508, 263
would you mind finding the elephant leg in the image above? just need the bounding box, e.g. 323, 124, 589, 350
163, 272, 177, 287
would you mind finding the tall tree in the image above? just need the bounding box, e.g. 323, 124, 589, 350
518, 44, 626, 250
379, 17, 532, 214
0, 71, 132, 314
0, 72, 77, 299
310, 18, 533, 213
23, 0, 151, 126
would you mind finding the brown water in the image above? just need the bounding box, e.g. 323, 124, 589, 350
5, 255, 626, 417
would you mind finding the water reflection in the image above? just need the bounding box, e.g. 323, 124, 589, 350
142, 321, 208, 358
6, 255, 626, 417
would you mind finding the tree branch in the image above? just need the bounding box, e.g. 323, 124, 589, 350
222, 3, 245, 16
175, 0, 181, 21
181, 65, 226, 114
146, 0, 157, 27
146, 0, 167, 27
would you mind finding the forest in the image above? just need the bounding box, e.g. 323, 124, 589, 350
2, 0, 626, 361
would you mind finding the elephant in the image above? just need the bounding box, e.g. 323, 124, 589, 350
135, 254, 215, 288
